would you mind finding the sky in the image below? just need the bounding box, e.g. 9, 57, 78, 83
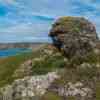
0, 0, 100, 43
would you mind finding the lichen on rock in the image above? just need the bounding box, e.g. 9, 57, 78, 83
49, 16, 98, 58
0, 72, 59, 100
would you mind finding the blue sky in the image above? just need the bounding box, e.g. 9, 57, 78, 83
0, 0, 100, 43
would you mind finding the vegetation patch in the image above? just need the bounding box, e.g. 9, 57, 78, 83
67, 96, 76, 100
41, 92, 63, 100
31, 49, 66, 75
0, 45, 66, 87
0, 51, 34, 87
96, 82, 100, 100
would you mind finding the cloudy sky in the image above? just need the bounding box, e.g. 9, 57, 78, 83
0, 0, 100, 43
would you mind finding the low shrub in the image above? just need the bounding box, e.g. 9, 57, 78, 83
32, 53, 66, 75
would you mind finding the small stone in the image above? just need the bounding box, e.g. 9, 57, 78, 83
0, 72, 59, 99
74, 82, 83, 87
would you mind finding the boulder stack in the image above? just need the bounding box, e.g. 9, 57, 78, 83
49, 16, 98, 58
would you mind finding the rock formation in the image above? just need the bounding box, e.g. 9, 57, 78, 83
0, 17, 99, 100
49, 16, 98, 58
0, 72, 59, 100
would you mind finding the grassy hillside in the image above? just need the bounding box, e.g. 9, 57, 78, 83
0, 44, 99, 100
0, 52, 34, 87
0, 45, 66, 87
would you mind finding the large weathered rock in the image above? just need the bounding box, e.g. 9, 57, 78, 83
0, 72, 59, 100
49, 16, 98, 58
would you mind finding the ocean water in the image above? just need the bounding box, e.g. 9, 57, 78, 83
0, 48, 31, 58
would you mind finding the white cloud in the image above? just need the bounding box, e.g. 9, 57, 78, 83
0, 0, 15, 4
0, 0, 100, 42
0, 22, 51, 34
0, 22, 51, 42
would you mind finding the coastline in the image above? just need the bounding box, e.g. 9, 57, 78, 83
0, 42, 50, 50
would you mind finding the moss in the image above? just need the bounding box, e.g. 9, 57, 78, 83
85, 52, 100, 64
55, 16, 82, 34
58, 16, 75, 21
41, 92, 63, 100
96, 82, 100, 100
0, 51, 35, 87
53, 77, 66, 86
72, 27, 81, 33
53, 68, 79, 87
67, 96, 76, 100
66, 51, 100, 69
32, 52, 66, 75
77, 65, 97, 79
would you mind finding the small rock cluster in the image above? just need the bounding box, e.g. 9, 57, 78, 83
49, 82, 93, 100
58, 82, 92, 97
0, 72, 59, 100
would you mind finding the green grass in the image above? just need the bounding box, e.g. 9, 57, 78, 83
55, 16, 83, 34
41, 92, 63, 100
0, 45, 66, 87
0, 51, 35, 87
32, 51, 66, 75
96, 82, 100, 100
67, 96, 76, 100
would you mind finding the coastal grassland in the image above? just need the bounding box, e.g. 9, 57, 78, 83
0, 44, 48, 87
0, 45, 66, 87
0, 51, 35, 87
12, 45, 66, 78
0, 44, 100, 100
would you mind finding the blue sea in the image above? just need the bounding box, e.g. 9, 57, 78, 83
0, 48, 31, 58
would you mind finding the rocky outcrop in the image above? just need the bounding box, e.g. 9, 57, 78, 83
50, 82, 93, 99
47, 61, 100, 100
0, 72, 59, 100
0, 16, 99, 100
49, 17, 98, 58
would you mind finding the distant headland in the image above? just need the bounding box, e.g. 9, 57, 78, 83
0, 42, 47, 50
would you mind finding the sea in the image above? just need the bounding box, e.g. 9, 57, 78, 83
0, 48, 31, 58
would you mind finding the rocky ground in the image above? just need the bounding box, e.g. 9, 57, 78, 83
0, 72, 59, 100
0, 44, 99, 100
